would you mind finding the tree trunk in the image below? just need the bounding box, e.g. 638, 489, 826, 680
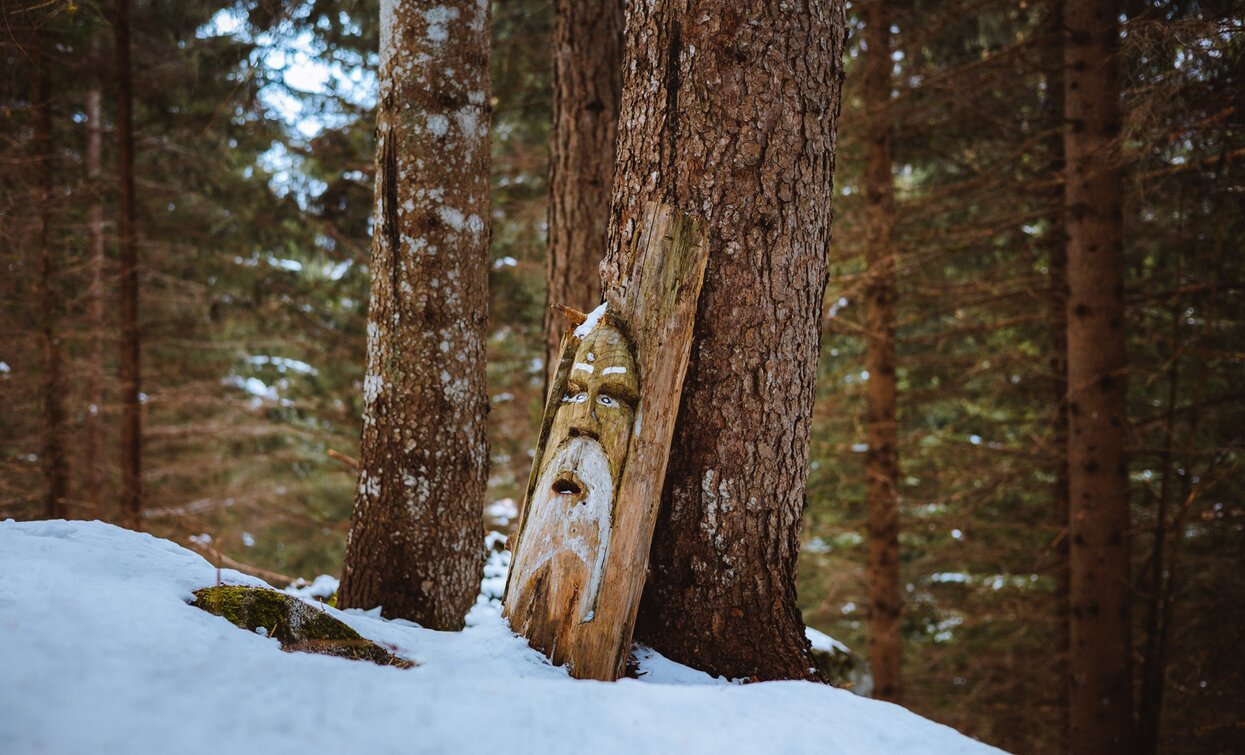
603, 0, 848, 681
1137, 298, 1179, 755
32, 12, 69, 520
1064, 1, 1134, 751
337, 0, 491, 630
115, 0, 143, 530
1044, 2, 1070, 747
83, 32, 106, 521
862, 0, 902, 704
544, 0, 623, 386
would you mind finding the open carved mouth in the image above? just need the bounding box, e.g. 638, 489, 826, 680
552, 472, 584, 497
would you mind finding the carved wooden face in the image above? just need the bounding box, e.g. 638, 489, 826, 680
506, 321, 638, 629
545, 321, 639, 485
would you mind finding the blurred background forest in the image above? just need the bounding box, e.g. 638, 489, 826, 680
1, 1, 1241, 752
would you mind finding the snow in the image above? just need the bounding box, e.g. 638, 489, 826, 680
806, 626, 851, 654
573, 301, 608, 338
484, 497, 518, 526
0, 520, 1002, 755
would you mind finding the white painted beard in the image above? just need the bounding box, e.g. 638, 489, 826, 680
509, 437, 614, 623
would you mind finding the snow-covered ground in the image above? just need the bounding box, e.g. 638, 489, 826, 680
0, 520, 1002, 754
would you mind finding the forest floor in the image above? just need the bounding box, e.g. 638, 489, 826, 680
0, 519, 1001, 754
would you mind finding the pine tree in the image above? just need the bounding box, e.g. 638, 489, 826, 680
543, 0, 623, 384
1064, 0, 1134, 751
337, 0, 492, 629
31, 5, 69, 520
862, 0, 902, 704
602, 0, 848, 680
83, 30, 106, 521
115, 0, 143, 530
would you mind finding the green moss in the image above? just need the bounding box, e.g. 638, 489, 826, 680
191, 585, 413, 668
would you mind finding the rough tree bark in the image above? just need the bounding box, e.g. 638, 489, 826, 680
544, 0, 623, 386
83, 32, 106, 520
862, 0, 902, 704
337, 0, 491, 630
32, 11, 69, 520
1064, 1, 1134, 752
115, 0, 143, 530
603, 0, 848, 680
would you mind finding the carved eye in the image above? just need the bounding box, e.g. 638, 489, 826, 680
597, 395, 617, 408
562, 392, 588, 404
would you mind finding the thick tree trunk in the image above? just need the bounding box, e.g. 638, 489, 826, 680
83, 34, 106, 521
604, 0, 847, 681
862, 0, 902, 704
1064, 1, 1134, 752
115, 0, 143, 530
337, 0, 491, 630
544, 0, 623, 386
32, 14, 69, 520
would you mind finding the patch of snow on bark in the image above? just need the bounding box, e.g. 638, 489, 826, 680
422, 6, 459, 44
426, 114, 450, 137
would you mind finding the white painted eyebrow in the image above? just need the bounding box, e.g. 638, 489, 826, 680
601, 366, 628, 376
573, 362, 595, 374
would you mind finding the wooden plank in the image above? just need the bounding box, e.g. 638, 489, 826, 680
503, 201, 708, 680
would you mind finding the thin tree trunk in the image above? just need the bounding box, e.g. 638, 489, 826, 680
1137, 297, 1179, 755
606, 0, 848, 681
115, 0, 143, 530
544, 0, 623, 386
32, 12, 69, 519
1044, 2, 1070, 746
83, 32, 106, 521
862, 0, 902, 704
337, 0, 491, 630
1064, 0, 1134, 751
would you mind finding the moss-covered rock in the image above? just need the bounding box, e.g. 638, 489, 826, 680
191, 585, 413, 668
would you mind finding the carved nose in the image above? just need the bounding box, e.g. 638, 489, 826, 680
568, 426, 600, 441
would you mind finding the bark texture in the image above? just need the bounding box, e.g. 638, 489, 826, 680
338, 0, 491, 630
83, 35, 106, 520
115, 0, 143, 530
862, 0, 901, 704
32, 14, 69, 520
544, 0, 624, 385
602, 0, 848, 681
1064, 1, 1134, 752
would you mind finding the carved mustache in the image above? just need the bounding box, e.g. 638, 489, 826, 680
548, 436, 609, 500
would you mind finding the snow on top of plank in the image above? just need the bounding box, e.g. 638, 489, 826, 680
573, 302, 608, 339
